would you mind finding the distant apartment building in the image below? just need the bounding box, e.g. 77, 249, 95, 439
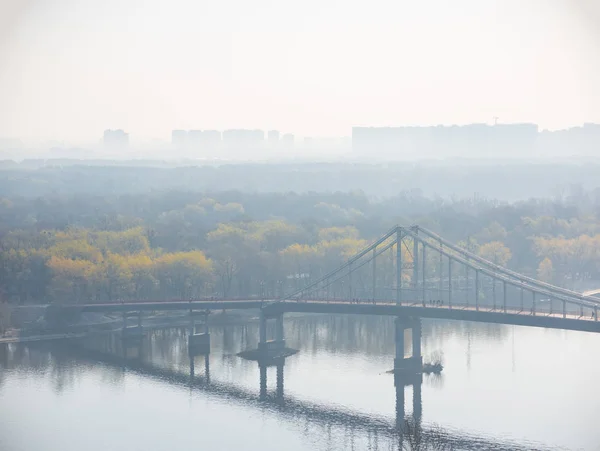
174, 129, 222, 155
281, 133, 294, 149
103, 129, 129, 150
171, 130, 188, 150
201, 130, 222, 151
222, 129, 264, 150
352, 124, 539, 158
188, 130, 202, 149
268, 130, 280, 148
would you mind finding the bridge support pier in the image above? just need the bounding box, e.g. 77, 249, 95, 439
121, 311, 144, 340
258, 311, 286, 357
238, 309, 298, 363
394, 317, 423, 377
189, 310, 211, 356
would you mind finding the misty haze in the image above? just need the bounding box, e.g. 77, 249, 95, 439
1, 1, 600, 451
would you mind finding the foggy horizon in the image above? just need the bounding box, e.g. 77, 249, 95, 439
1, 0, 600, 145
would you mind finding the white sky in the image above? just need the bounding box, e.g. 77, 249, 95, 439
0, 0, 599, 143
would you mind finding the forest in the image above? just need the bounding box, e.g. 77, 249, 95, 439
1, 162, 600, 303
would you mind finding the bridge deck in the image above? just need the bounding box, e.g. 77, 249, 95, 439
60, 297, 600, 333
69, 300, 265, 313
271, 299, 600, 333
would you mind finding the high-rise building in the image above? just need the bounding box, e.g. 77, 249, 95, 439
268, 130, 280, 148
201, 130, 222, 151
352, 124, 538, 158
186, 130, 223, 154
281, 133, 294, 149
222, 129, 264, 150
171, 130, 188, 150
188, 130, 203, 151
103, 129, 129, 150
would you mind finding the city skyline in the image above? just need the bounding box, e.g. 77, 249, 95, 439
1, 0, 599, 143
4, 119, 600, 149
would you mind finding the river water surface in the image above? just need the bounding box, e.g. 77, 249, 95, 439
1, 314, 599, 450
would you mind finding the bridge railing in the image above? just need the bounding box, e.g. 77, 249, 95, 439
415, 225, 600, 306
282, 297, 597, 321
400, 226, 599, 312
281, 224, 599, 321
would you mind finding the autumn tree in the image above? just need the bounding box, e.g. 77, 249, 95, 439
477, 241, 512, 267
537, 257, 554, 283
154, 251, 213, 299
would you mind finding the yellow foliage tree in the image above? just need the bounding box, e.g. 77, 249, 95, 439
127, 254, 157, 299
537, 257, 554, 283
154, 251, 213, 299
318, 226, 360, 242
47, 256, 98, 303
477, 241, 512, 266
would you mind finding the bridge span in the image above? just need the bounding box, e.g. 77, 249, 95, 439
26, 224, 599, 450
51, 225, 600, 374
61, 297, 600, 334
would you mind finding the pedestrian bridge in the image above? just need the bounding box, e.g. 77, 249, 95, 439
41, 225, 600, 449
61, 225, 600, 334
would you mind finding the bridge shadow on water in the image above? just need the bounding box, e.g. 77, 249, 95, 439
0, 318, 553, 451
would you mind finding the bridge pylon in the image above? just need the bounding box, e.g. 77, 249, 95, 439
237, 309, 298, 364
188, 308, 211, 356
394, 316, 423, 378
121, 310, 144, 341
281, 224, 600, 324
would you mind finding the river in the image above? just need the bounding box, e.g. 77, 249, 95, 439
0, 314, 599, 450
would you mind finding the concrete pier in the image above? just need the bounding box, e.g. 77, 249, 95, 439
188, 310, 211, 355
257, 312, 286, 356
256, 312, 294, 362
189, 332, 211, 354
121, 311, 144, 340
238, 310, 297, 363
394, 317, 423, 375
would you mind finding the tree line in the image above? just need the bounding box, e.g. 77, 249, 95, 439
2, 162, 600, 303
1, 196, 600, 303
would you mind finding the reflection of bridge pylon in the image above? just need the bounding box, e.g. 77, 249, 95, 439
395, 371, 423, 446
68, 331, 535, 451
190, 354, 210, 385
259, 360, 285, 402
395, 370, 423, 425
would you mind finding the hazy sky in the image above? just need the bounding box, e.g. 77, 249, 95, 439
0, 0, 599, 143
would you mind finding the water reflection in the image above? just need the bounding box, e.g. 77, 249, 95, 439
189, 354, 210, 384
258, 361, 285, 402
0, 314, 591, 450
